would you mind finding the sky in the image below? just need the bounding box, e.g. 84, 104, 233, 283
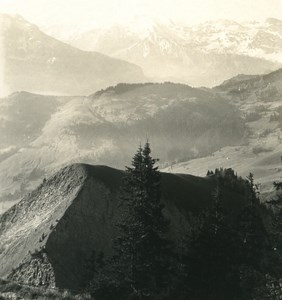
1, 0, 281, 96
0, 0, 281, 96
0, 0, 282, 28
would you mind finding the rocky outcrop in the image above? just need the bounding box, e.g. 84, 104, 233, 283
8, 252, 55, 288
0, 164, 87, 287
0, 163, 247, 290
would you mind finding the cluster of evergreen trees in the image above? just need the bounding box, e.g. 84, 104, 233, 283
86, 143, 282, 300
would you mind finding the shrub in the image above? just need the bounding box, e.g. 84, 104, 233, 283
252, 145, 272, 155
245, 112, 261, 122
269, 112, 280, 122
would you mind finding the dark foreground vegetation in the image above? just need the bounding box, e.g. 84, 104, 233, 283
2, 143, 282, 299
81, 143, 282, 300
0, 278, 90, 299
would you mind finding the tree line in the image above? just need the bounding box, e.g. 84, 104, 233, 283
85, 143, 282, 300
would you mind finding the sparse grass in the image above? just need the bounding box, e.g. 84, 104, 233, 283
269, 112, 279, 122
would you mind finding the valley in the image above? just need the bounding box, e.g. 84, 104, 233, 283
0, 82, 245, 206
1, 68, 282, 208
164, 70, 282, 195
1, 5, 282, 298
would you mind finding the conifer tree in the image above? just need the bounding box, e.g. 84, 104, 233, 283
184, 184, 240, 300
233, 173, 269, 299
181, 174, 271, 300
114, 142, 171, 299
91, 142, 171, 299
265, 181, 282, 286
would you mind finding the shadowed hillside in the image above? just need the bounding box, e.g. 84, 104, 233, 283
215, 68, 282, 101
0, 82, 246, 205
0, 163, 248, 290
164, 68, 282, 193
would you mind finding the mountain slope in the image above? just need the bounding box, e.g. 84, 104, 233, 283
0, 91, 68, 149
0, 163, 248, 289
163, 68, 282, 195
1, 14, 146, 96
0, 83, 245, 205
215, 67, 282, 99
44, 18, 282, 87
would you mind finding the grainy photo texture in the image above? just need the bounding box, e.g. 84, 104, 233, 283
0, 0, 282, 299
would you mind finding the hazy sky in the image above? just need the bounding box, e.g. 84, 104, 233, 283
0, 0, 282, 28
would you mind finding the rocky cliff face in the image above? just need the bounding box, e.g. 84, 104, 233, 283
0, 164, 87, 287
0, 163, 246, 290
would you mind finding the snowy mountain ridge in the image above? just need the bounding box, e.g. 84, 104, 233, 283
42, 17, 282, 87
43, 17, 282, 63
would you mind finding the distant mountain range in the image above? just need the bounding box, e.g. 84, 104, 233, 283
2, 67, 282, 206
1, 14, 282, 293
44, 18, 282, 87
2, 14, 282, 92
1, 14, 282, 210
0, 14, 146, 96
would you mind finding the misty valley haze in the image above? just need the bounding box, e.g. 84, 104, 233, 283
0, 14, 146, 96
1, 4, 282, 299
44, 18, 282, 87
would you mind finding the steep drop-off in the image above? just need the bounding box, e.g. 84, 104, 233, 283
0, 163, 247, 290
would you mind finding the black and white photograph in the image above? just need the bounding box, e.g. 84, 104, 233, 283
1, 0, 282, 299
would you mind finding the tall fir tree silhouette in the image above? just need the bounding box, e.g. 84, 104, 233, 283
91, 142, 171, 300
114, 142, 171, 299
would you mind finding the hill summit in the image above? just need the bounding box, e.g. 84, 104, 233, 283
0, 163, 247, 290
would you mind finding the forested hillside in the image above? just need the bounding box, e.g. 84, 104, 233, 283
0, 83, 245, 205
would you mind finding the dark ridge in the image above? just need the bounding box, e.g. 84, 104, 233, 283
66, 163, 248, 215
0, 162, 252, 289
216, 74, 260, 89
92, 83, 156, 97
83, 164, 124, 190
216, 67, 282, 90
263, 67, 282, 82
6, 91, 57, 100
92, 82, 194, 98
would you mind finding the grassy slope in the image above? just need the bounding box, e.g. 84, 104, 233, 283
163, 68, 282, 195
0, 83, 245, 206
